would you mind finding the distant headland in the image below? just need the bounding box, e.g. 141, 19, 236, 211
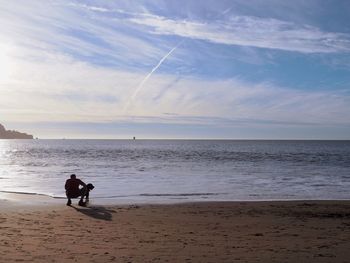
0, 123, 34, 139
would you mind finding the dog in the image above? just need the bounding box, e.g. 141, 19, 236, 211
78, 183, 95, 207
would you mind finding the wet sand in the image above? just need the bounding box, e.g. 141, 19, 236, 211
0, 198, 349, 262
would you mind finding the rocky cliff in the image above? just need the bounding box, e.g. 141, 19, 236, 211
0, 123, 34, 139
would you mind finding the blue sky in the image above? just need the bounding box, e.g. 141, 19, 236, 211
0, 0, 350, 139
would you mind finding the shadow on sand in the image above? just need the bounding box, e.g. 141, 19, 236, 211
71, 205, 115, 221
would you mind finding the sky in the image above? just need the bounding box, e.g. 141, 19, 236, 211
0, 0, 350, 139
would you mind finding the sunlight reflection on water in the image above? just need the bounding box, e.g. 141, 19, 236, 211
0, 139, 350, 203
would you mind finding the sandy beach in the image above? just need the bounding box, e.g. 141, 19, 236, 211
0, 197, 349, 263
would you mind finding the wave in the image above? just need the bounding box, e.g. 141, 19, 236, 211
0, 190, 68, 199
80, 193, 225, 199
139, 193, 223, 197
0, 190, 224, 200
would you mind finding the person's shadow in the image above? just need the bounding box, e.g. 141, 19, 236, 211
71, 205, 115, 221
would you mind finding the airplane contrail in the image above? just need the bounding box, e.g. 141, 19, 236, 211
123, 40, 184, 113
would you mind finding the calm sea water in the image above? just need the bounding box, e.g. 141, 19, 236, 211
0, 140, 349, 203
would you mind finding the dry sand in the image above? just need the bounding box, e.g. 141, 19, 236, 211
0, 198, 349, 263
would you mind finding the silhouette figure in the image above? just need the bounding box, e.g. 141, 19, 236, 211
65, 174, 94, 206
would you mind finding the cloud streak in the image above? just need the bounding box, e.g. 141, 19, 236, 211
1, 1, 350, 139
1, 48, 349, 127
129, 14, 350, 53
123, 40, 183, 112
0, 1, 170, 70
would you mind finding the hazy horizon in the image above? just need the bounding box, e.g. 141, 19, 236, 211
1, 1, 350, 139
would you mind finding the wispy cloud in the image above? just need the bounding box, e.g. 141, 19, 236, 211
1, 48, 349, 127
0, 1, 169, 69
1, 0, 350, 138
129, 13, 350, 53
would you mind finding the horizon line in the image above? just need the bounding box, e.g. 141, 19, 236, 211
3, 138, 349, 141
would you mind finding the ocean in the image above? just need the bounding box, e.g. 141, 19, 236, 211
0, 139, 349, 204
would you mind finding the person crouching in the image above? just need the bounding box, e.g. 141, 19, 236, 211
65, 174, 94, 206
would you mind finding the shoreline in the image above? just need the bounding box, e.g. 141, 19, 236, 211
0, 196, 349, 262
2, 191, 350, 207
